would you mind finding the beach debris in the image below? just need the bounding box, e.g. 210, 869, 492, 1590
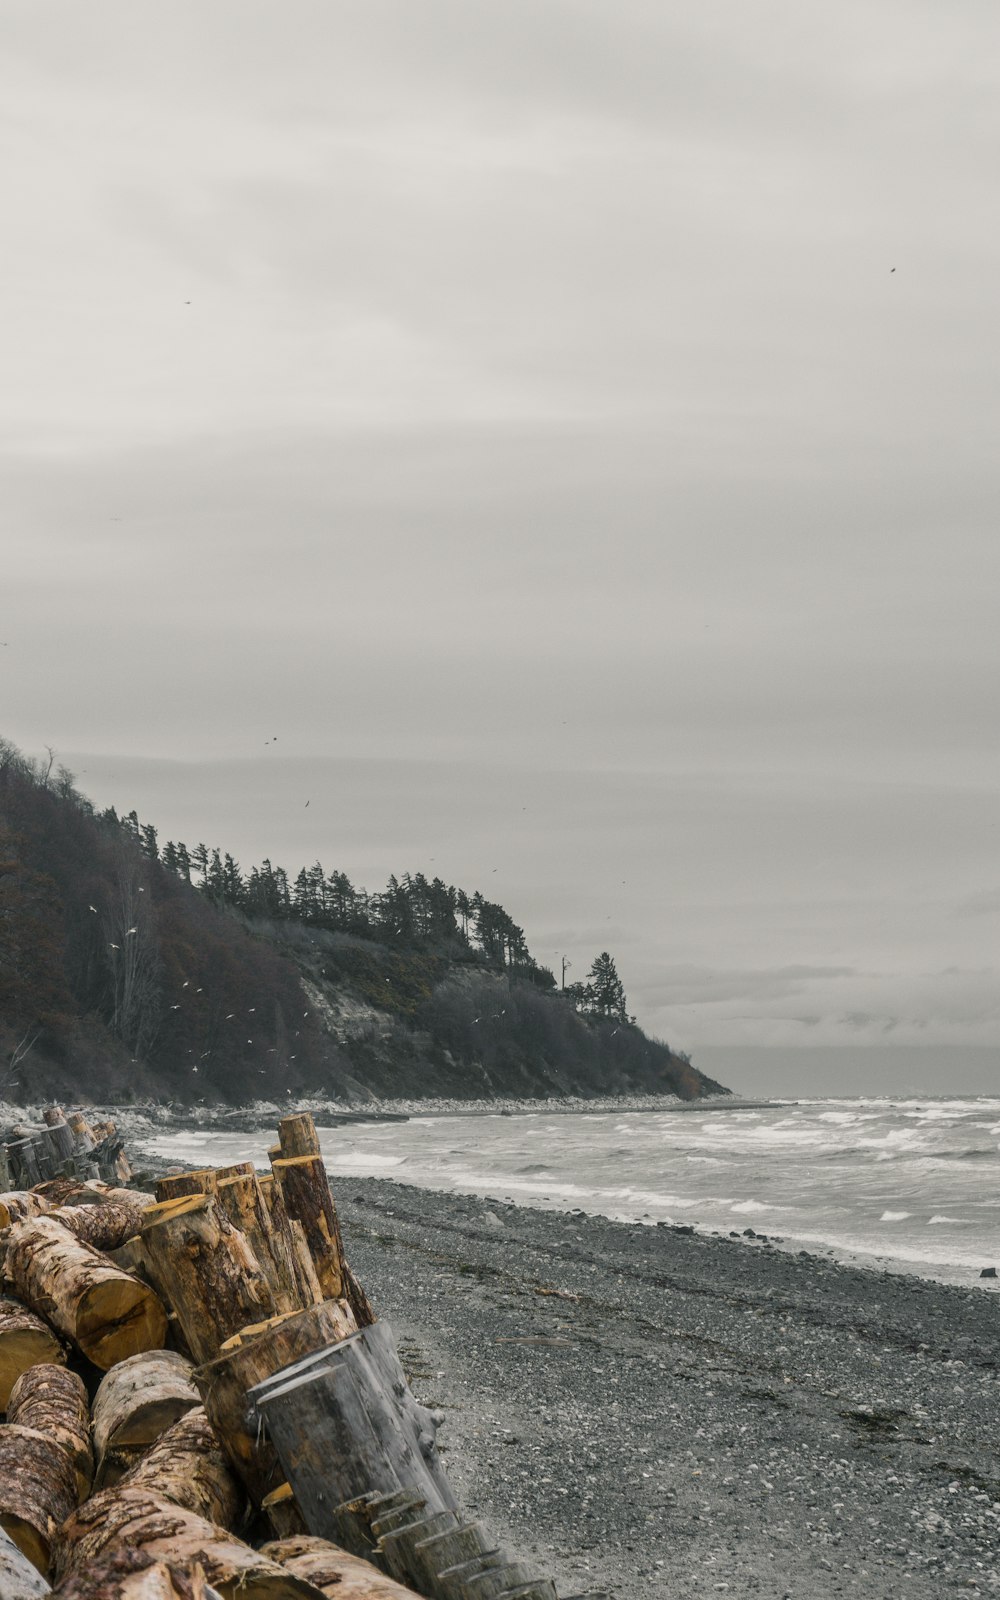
0, 1107, 569, 1600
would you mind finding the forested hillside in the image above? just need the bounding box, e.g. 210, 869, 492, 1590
0, 739, 726, 1105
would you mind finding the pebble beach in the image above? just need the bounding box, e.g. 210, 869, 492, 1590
334, 1175, 1000, 1600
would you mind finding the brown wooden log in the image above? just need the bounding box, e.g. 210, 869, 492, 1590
0, 1297, 67, 1408
0, 1423, 78, 1575
0, 1192, 54, 1231
50, 1544, 222, 1599
214, 1176, 301, 1316
140, 1195, 275, 1364
153, 1171, 218, 1204
262, 1535, 423, 1598
7, 1364, 92, 1500
41, 1109, 66, 1129
193, 1298, 357, 1505
342, 1260, 377, 1330
215, 1162, 256, 1181
55, 1197, 154, 1254
56, 1489, 323, 1598
258, 1178, 323, 1308
5, 1219, 167, 1371
261, 1484, 308, 1541
92, 1349, 200, 1487
65, 1114, 96, 1154
277, 1116, 321, 1160
120, 1407, 243, 1530
271, 1158, 344, 1300
0, 1524, 51, 1598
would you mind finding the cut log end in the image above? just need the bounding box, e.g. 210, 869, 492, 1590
0, 1327, 67, 1410
77, 1278, 168, 1368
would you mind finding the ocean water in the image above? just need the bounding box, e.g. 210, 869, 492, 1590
143, 1097, 1000, 1289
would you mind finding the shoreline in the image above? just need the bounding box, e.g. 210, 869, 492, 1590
334, 1175, 1000, 1599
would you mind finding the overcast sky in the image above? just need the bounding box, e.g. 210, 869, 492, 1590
3, 3, 998, 1085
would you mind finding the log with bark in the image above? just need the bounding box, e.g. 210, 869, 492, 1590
249, 1320, 456, 1537
5, 1218, 168, 1371
261, 1484, 307, 1541
92, 1349, 200, 1489
49, 1545, 223, 1600
270, 1158, 344, 1301
55, 1196, 155, 1255
55, 1488, 325, 1599
276, 1117, 321, 1160
0, 1423, 78, 1575
262, 1534, 424, 1598
0, 1297, 67, 1409
7, 1364, 92, 1501
193, 1298, 357, 1506
140, 1197, 275, 1365
118, 1407, 243, 1530
154, 1172, 218, 1204
258, 1179, 322, 1308
214, 1176, 301, 1317
0, 1524, 51, 1598
0, 1192, 54, 1231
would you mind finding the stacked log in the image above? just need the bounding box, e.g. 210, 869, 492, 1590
50, 1545, 222, 1599
262, 1534, 423, 1597
8, 1365, 93, 1501
92, 1350, 201, 1489
6, 1219, 168, 1371
0, 1424, 78, 1575
0, 1299, 67, 1409
55, 1196, 154, 1254
118, 1409, 243, 1530
0, 1524, 51, 1598
140, 1197, 276, 1364
0, 1192, 54, 1230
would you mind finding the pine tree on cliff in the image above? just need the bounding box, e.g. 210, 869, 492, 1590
586, 951, 628, 1020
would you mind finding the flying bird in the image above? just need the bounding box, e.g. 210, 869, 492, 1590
182, 980, 189, 987
109, 943, 120, 950
225, 1013, 235, 1020
89, 905, 97, 913
304, 800, 310, 807
126, 928, 137, 936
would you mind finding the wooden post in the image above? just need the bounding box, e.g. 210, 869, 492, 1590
262, 1534, 425, 1598
0, 1298, 66, 1409
41, 1121, 76, 1168
154, 1170, 218, 1203
7, 1364, 92, 1502
5, 1220, 167, 1371
0, 1526, 50, 1599
66, 1113, 97, 1153
55, 1487, 325, 1598
140, 1195, 275, 1364
193, 1297, 357, 1506
259, 1176, 323, 1308
92, 1349, 200, 1489
277, 1115, 321, 1159
0, 1425, 78, 1576
271, 1157, 344, 1300
249, 1322, 457, 1537
215, 1175, 301, 1316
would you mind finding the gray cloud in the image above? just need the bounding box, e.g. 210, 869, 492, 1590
4, 2, 998, 1063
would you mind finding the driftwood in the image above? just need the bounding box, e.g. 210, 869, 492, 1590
0, 1192, 54, 1230
7, 1364, 93, 1500
258, 1178, 323, 1308
140, 1196, 275, 1364
276, 1117, 321, 1160
0, 1297, 67, 1408
0, 1423, 78, 1575
270, 1158, 344, 1301
49, 1545, 222, 1599
0, 1523, 51, 1597
262, 1534, 423, 1597
249, 1320, 455, 1537
119, 1408, 243, 1530
214, 1176, 301, 1317
92, 1350, 200, 1489
6, 1219, 167, 1370
153, 1172, 218, 1204
194, 1298, 357, 1505
55, 1197, 154, 1254
55, 1488, 324, 1599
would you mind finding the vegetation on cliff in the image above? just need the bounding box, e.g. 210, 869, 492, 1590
0, 739, 726, 1105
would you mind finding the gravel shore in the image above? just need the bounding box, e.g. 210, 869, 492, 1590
335, 1177, 1000, 1600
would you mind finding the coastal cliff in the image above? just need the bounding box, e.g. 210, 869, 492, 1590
0, 740, 727, 1107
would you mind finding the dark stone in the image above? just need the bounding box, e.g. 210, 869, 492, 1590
980, 1266, 997, 1278
743, 1228, 757, 1238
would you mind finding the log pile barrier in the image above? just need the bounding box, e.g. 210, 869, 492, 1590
0, 1106, 605, 1600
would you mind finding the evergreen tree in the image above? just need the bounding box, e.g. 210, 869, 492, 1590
585, 951, 628, 1020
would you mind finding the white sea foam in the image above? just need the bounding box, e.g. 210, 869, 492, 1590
879, 1210, 911, 1222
